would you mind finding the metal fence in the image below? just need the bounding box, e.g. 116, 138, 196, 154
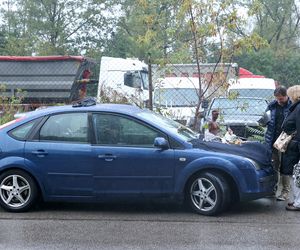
0, 56, 97, 106
0, 57, 272, 141
150, 63, 270, 140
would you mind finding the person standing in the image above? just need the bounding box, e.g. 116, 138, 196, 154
265, 86, 292, 200
208, 109, 220, 135
280, 85, 300, 211
186, 111, 204, 133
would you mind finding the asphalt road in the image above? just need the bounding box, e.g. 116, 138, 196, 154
0, 197, 299, 250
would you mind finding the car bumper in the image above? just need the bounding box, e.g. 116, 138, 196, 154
240, 173, 277, 201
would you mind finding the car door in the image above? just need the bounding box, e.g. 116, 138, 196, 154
91, 113, 175, 196
24, 112, 94, 198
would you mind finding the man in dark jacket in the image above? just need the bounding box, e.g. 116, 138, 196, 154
265, 86, 292, 200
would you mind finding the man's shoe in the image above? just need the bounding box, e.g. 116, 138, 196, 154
286, 204, 300, 211
276, 192, 289, 201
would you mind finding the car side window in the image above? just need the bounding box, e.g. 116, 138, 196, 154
39, 113, 88, 143
92, 113, 166, 147
9, 119, 40, 140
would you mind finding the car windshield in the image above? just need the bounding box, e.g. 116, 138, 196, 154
209, 98, 267, 116
229, 89, 274, 101
137, 110, 198, 141
153, 88, 199, 107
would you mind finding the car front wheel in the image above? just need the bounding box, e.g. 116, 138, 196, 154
0, 170, 38, 212
186, 172, 230, 216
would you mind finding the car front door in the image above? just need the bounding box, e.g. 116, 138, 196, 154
91, 113, 175, 196
24, 112, 94, 198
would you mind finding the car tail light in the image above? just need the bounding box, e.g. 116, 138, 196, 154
0, 117, 25, 130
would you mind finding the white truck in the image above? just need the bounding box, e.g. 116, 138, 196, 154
228, 77, 276, 101
97, 56, 149, 107
152, 63, 238, 124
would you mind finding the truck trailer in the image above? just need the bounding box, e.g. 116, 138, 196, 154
0, 56, 97, 109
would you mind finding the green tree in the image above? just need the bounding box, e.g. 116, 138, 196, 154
105, 0, 180, 62
0, 0, 118, 56
235, 0, 300, 85
247, 0, 300, 50
236, 48, 300, 86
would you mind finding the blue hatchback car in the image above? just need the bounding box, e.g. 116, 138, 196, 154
0, 100, 276, 215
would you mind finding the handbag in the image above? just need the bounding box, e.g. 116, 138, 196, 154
273, 131, 296, 153
293, 161, 300, 188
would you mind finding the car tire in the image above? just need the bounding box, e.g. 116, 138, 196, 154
186, 172, 230, 216
0, 169, 38, 212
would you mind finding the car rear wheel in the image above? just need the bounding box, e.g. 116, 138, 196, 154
186, 172, 230, 216
0, 170, 38, 212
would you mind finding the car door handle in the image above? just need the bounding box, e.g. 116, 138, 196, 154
32, 150, 48, 157
98, 154, 117, 161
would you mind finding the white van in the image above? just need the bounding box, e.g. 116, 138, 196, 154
97, 56, 149, 106
153, 77, 204, 124
228, 78, 276, 101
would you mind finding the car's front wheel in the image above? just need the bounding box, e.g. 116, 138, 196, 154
0, 170, 38, 212
186, 172, 230, 216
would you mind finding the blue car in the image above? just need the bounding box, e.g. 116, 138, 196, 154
0, 100, 276, 215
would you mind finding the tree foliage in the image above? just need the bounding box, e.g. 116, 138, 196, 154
0, 0, 299, 87
235, 0, 300, 85
248, 0, 300, 50
0, 0, 118, 55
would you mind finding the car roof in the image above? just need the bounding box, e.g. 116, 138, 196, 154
25, 103, 143, 118
1, 103, 149, 132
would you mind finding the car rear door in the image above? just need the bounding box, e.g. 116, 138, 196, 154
24, 112, 94, 198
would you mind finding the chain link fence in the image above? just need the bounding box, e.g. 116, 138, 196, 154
150, 63, 270, 141
0, 56, 97, 124
0, 56, 272, 141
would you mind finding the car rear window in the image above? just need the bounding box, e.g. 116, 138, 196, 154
8, 119, 38, 140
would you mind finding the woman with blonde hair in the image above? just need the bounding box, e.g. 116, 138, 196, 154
281, 85, 300, 211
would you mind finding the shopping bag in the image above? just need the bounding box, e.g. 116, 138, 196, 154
273, 131, 295, 153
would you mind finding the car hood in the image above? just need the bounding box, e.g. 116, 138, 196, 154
190, 139, 272, 168
220, 115, 262, 126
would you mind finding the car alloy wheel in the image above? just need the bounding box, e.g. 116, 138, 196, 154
0, 170, 38, 212
190, 177, 217, 212
187, 172, 230, 216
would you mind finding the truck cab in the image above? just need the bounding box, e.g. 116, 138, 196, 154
97, 57, 149, 107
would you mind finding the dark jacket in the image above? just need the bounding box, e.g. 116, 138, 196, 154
281, 100, 300, 175
265, 99, 292, 149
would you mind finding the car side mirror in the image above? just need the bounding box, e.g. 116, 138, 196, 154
202, 99, 209, 109
154, 137, 169, 150
258, 110, 271, 127
124, 72, 133, 87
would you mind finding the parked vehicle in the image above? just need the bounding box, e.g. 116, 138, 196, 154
0, 56, 97, 109
153, 77, 203, 124
0, 99, 275, 215
205, 97, 268, 139
152, 62, 238, 100
97, 56, 149, 106
228, 78, 276, 101
152, 63, 238, 84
